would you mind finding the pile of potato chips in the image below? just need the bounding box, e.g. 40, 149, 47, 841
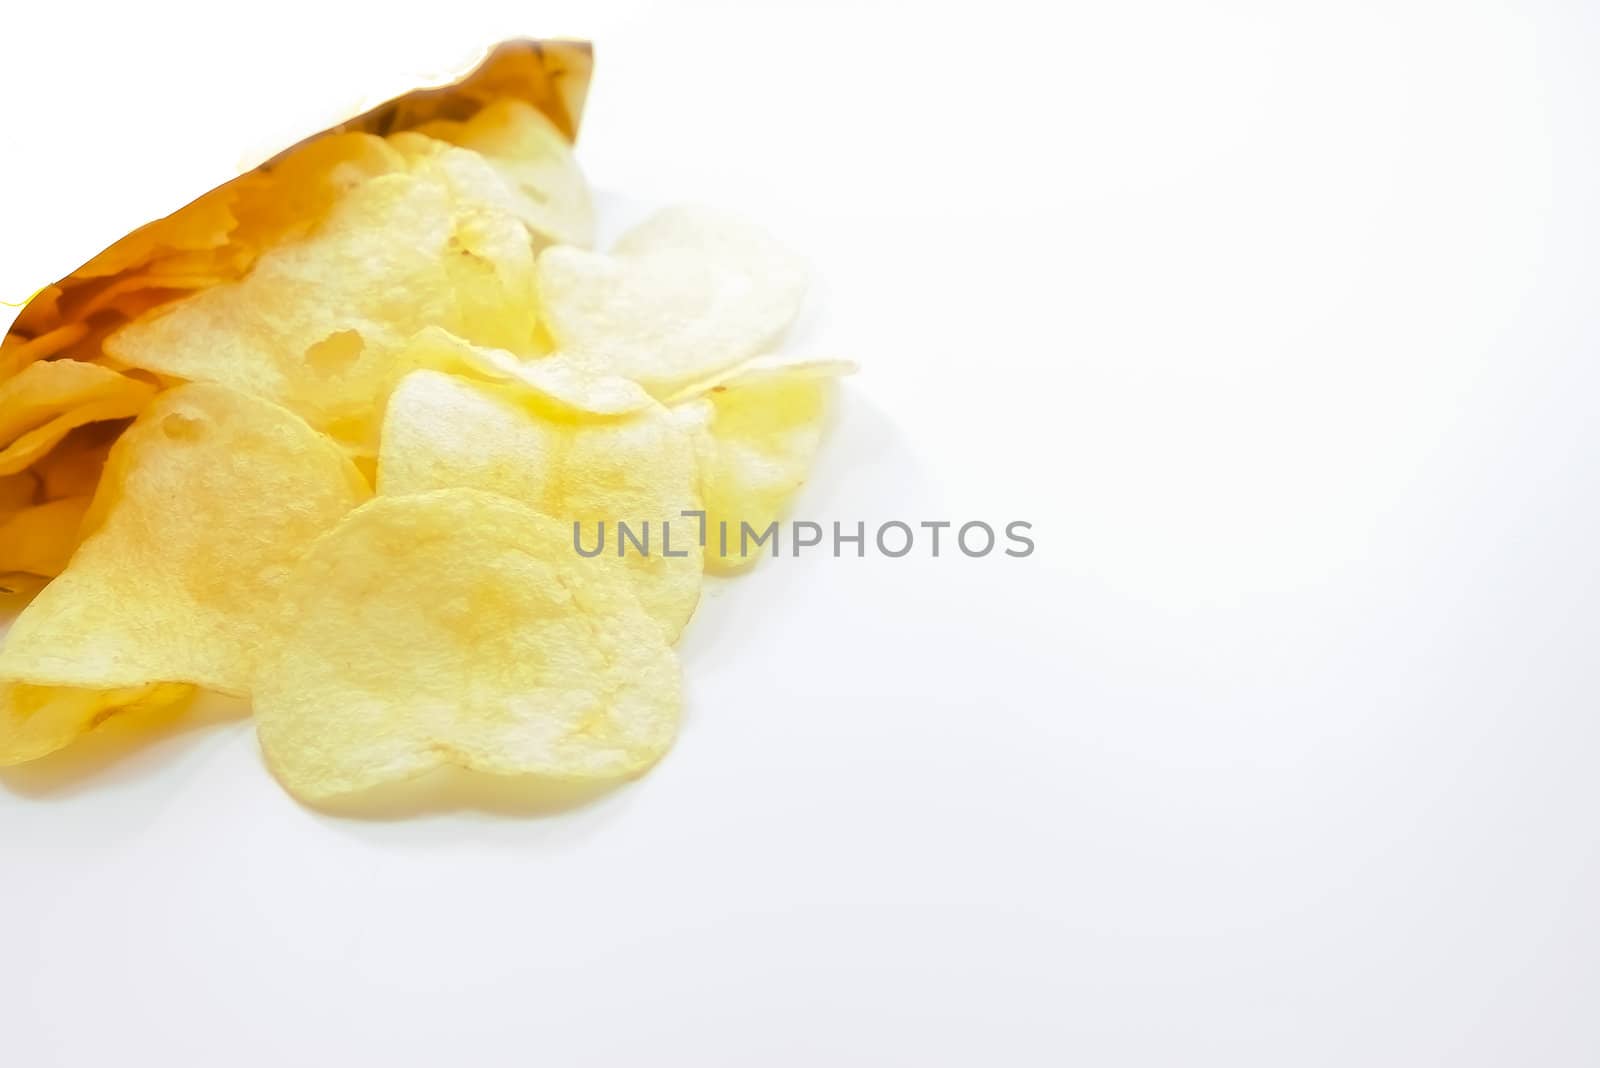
0, 88, 852, 804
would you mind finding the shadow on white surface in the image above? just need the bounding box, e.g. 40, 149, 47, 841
0, 689, 249, 800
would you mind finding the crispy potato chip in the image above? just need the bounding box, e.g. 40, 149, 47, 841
73, 183, 240, 280
392, 132, 541, 247
0, 72, 854, 800
536, 206, 807, 397
400, 326, 652, 416
0, 387, 155, 478
410, 98, 594, 249
0, 495, 91, 577
0, 359, 150, 445
0, 321, 89, 381
253, 489, 681, 803
44, 315, 140, 374
104, 172, 535, 452
73, 269, 232, 321
0, 682, 193, 767
0, 383, 368, 699
379, 370, 702, 638
673, 368, 835, 573
395, 142, 543, 354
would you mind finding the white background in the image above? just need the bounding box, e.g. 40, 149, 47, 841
4, 1, 1599, 1064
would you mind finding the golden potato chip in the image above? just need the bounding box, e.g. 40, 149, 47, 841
72, 183, 240, 280
253, 489, 681, 803
0, 359, 151, 445
0, 682, 193, 767
673, 368, 836, 573
536, 206, 807, 397
0, 495, 91, 577
0, 387, 155, 478
400, 326, 652, 416
104, 172, 534, 452
411, 98, 593, 248
378, 370, 702, 638
0, 383, 368, 699
0, 321, 89, 381
73, 269, 232, 321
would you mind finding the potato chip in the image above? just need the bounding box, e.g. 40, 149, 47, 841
379, 370, 702, 638
0, 387, 155, 477
73, 269, 232, 321
0, 68, 856, 801
536, 206, 807, 397
0, 383, 368, 699
253, 489, 681, 803
0, 359, 151, 445
0, 682, 193, 767
411, 98, 593, 248
104, 172, 534, 452
0, 495, 91, 577
395, 142, 544, 354
673, 368, 836, 573
0, 321, 89, 381
392, 132, 540, 246
400, 326, 652, 416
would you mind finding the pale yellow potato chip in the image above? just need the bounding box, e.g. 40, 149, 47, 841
253, 489, 682, 803
400, 326, 652, 416
411, 98, 593, 248
536, 206, 807, 397
0, 383, 368, 698
104, 172, 536, 452
673, 368, 835, 573
0, 682, 193, 767
392, 133, 540, 246
0, 388, 154, 478
378, 370, 702, 638
0, 495, 91, 577
0, 359, 151, 445
396, 143, 544, 354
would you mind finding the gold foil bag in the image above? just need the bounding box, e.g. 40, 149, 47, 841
1, 38, 592, 344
